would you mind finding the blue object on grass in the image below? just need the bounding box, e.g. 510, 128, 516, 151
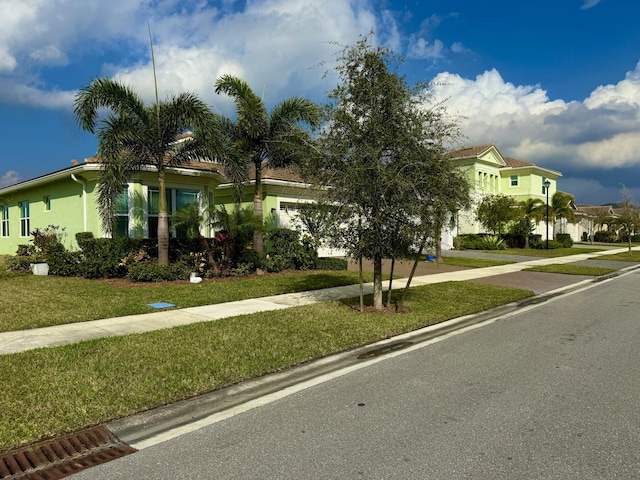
425, 255, 435, 262
147, 302, 176, 309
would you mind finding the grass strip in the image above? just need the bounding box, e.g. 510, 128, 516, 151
522, 264, 616, 276
0, 270, 377, 332
0, 281, 533, 453
442, 257, 515, 268
591, 250, 640, 262
487, 247, 604, 258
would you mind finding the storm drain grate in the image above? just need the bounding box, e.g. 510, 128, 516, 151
0, 426, 136, 480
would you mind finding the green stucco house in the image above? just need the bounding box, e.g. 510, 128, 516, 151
0, 159, 224, 255
444, 144, 562, 243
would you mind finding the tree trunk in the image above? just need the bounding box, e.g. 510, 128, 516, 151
157, 171, 170, 265
373, 254, 383, 310
400, 235, 427, 308
386, 257, 395, 307
359, 255, 364, 313
253, 161, 264, 254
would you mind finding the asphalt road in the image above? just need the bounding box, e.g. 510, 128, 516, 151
73, 269, 640, 479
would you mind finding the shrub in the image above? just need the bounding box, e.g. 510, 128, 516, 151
76, 235, 139, 278
502, 233, 525, 249
315, 257, 348, 270
43, 242, 83, 277
594, 230, 617, 243
6, 256, 35, 272
263, 255, 292, 273
237, 248, 263, 273
127, 262, 189, 282
530, 239, 564, 249
555, 233, 573, 248
453, 234, 484, 250
266, 228, 316, 270
479, 235, 506, 250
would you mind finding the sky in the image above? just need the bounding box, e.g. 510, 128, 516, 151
1, 0, 639, 206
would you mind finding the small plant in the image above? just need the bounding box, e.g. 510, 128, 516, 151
479, 235, 506, 250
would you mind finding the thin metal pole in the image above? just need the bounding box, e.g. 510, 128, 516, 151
546, 188, 549, 249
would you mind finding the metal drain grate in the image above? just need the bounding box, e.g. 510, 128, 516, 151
0, 426, 136, 480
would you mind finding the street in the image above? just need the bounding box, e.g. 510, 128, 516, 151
74, 270, 640, 479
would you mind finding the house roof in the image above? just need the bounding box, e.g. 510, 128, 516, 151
503, 157, 534, 168
444, 144, 498, 160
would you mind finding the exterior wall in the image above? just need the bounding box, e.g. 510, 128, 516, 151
0, 173, 102, 254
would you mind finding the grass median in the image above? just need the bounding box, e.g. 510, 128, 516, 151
0, 281, 533, 453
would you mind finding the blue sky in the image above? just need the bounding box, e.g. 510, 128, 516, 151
1, 0, 639, 205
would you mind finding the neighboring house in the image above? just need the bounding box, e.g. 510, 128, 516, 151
568, 204, 617, 242
0, 159, 224, 255
443, 144, 562, 246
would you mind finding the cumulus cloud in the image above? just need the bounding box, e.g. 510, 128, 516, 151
431, 62, 640, 178
0, 0, 384, 110
0, 170, 21, 188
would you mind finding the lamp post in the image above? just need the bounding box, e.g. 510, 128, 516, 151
544, 179, 551, 249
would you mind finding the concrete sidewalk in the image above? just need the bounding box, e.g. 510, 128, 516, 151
1, 246, 638, 355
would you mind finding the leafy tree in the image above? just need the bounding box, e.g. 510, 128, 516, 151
211, 205, 264, 269
309, 34, 467, 311
74, 78, 220, 264
613, 186, 640, 252
213, 75, 321, 253
476, 194, 519, 235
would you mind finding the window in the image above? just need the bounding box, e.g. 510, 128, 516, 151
19, 201, 30, 237
148, 188, 199, 238
43, 196, 51, 211
1, 205, 8, 237
510, 175, 518, 187
114, 188, 129, 238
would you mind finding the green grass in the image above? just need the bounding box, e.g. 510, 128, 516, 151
488, 247, 604, 258
0, 268, 381, 332
0, 281, 533, 453
522, 264, 616, 276
592, 250, 640, 262
442, 257, 515, 268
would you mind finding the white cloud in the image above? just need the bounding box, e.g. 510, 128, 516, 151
0, 0, 384, 110
581, 0, 602, 10
407, 37, 444, 60
0, 170, 21, 188
431, 62, 640, 175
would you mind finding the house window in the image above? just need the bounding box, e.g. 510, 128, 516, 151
510, 175, 518, 187
1, 205, 8, 237
149, 188, 199, 238
19, 201, 30, 237
114, 188, 129, 238
43, 196, 51, 211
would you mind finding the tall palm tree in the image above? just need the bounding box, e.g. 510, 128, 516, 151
214, 74, 321, 253
518, 198, 545, 248
550, 191, 576, 237
74, 77, 220, 264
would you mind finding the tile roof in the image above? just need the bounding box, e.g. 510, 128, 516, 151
502, 157, 534, 168
444, 144, 496, 159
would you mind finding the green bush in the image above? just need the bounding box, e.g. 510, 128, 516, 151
76, 235, 139, 278
555, 233, 573, 248
315, 257, 348, 270
43, 242, 83, 277
479, 235, 506, 250
237, 248, 263, 272
263, 255, 292, 273
266, 228, 317, 270
530, 239, 564, 249
127, 262, 189, 282
594, 230, 617, 243
6, 256, 35, 272
453, 234, 484, 250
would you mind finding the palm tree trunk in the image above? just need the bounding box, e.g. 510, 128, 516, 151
253, 161, 264, 254
157, 171, 170, 265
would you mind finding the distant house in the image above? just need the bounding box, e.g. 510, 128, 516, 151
443, 144, 562, 245
0, 159, 225, 255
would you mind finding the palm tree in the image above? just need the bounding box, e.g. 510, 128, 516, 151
550, 191, 576, 237
214, 74, 321, 253
74, 78, 220, 264
518, 198, 545, 248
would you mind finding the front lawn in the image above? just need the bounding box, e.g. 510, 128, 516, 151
523, 264, 616, 276
442, 257, 515, 268
488, 247, 604, 258
0, 281, 533, 453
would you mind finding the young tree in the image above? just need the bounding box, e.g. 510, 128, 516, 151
613, 187, 640, 252
213, 75, 321, 253
74, 78, 220, 265
476, 194, 519, 235
309, 34, 467, 310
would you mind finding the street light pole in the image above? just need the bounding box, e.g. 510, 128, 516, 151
544, 179, 551, 249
